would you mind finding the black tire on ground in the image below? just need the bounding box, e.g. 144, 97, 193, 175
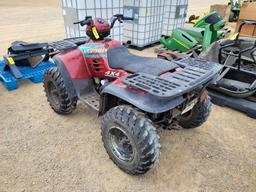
101, 105, 160, 175
43, 67, 77, 114
178, 96, 211, 129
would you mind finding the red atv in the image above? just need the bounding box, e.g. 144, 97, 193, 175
43, 14, 221, 175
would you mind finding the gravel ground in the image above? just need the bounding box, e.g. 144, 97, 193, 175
0, 1, 255, 192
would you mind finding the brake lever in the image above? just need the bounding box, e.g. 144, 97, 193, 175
118, 18, 123, 23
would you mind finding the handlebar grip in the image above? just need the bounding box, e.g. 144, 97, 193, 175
80, 20, 89, 26
73, 16, 93, 26
123, 17, 134, 20
113, 14, 123, 17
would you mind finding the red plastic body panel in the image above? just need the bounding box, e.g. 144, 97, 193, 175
57, 49, 91, 79
57, 39, 180, 82
57, 39, 130, 80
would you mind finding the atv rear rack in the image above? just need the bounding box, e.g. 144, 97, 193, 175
123, 57, 221, 100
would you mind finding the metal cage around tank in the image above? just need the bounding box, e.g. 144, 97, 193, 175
123, 0, 188, 48
61, 0, 188, 48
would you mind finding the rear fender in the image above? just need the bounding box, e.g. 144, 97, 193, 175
100, 79, 186, 114
53, 49, 93, 101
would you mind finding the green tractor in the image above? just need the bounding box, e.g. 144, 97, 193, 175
160, 12, 229, 53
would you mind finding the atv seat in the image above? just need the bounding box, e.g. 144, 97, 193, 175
10, 41, 48, 52
107, 46, 178, 76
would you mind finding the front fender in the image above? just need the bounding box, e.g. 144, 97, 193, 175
57, 49, 91, 79
101, 82, 185, 114
53, 49, 93, 101
53, 56, 77, 101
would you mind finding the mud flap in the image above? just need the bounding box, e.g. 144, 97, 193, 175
53, 56, 97, 108
53, 57, 77, 101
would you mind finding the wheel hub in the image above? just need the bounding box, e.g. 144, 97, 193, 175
109, 127, 134, 162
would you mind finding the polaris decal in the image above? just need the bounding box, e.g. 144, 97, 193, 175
79, 44, 107, 58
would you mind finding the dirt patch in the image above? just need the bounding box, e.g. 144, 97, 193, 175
1, 83, 255, 192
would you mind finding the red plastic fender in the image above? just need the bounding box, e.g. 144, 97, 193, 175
57, 49, 92, 80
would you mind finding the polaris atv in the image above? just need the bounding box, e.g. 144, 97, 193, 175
43, 14, 221, 175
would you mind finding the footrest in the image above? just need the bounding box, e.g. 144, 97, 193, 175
123, 58, 222, 100
79, 91, 100, 111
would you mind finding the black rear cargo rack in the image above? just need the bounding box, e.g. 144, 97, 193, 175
123, 57, 222, 100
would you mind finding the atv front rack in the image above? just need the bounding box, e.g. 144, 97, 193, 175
48, 37, 89, 52
123, 57, 221, 100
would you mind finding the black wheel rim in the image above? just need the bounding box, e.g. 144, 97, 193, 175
180, 109, 194, 121
47, 82, 60, 108
182, 110, 193, 118
108, 126, 134, 162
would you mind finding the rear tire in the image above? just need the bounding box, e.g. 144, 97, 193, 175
43, 67, 77, 114
101, 105, 160, 175
178, 96, 211, 129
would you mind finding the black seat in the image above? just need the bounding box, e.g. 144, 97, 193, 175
10, 41, 48, 52
107, 46, 178, 76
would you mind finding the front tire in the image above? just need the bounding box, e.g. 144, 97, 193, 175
43, 67, 77, 114
101, 105, 160, 175
178, 96, 211, 129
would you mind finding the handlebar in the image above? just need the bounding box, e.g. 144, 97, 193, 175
110, 14, 133, 28
73, 14, 133, 28
73, 16, 93, 26
113, 14, 134, 21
